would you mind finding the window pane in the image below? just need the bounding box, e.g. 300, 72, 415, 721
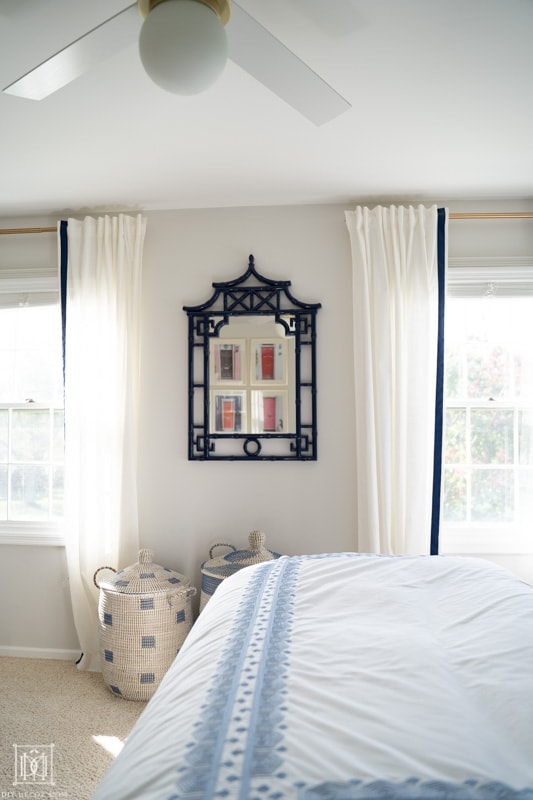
14, 350, 62, 406
443, 468, 467, 522
445, 408, 466, 463
0, 352, 16, 399
467, 344, 509, 400
53, 410, 65, 462
15, 306, 58, 349
11, 409, 50, 462
519, 411, 533, 466
0, 466, 6, 520
445, 346, 463, 400
515, 351, 533, 398
53, 466, 64, 519
10, 465, 49, 520
471, 469, 514, 523
519, 470, 533, 524
0, 310, 17, 348
0, 305, 62, 405
471, 408, 514, 464
0, 409, 8, 461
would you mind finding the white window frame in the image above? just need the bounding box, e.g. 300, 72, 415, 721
440, 256, 533, 555
0, 265, 65, 547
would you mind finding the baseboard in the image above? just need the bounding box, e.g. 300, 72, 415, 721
0, 645, 81, 661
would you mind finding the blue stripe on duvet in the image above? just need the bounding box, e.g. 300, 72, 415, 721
169, 555, 298, 799
300, 780, 533, 799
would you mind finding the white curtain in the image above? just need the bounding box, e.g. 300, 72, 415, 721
345, 205, 441, 554
60, 214, 147, 670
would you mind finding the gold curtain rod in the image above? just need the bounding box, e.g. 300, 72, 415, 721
0, 226, 57, 235
0, 212, 532, 234
448, 212, 533, 220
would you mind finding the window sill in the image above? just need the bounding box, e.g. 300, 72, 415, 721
440, 526, 533, 555
0, 522, 65, 546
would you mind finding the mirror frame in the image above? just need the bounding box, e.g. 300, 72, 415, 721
183, 255, 321, 461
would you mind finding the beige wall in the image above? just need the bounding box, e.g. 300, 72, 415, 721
1, 199, 532, 655
137, 204, 356, 586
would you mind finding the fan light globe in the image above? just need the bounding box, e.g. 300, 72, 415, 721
139, 0, 228, 96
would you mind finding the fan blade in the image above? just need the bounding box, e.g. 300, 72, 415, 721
3, 4, 140, 101
3, 0, 350, 124
228, 2, 350, 126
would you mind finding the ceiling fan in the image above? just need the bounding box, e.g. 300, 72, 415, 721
2, 0, 351, 126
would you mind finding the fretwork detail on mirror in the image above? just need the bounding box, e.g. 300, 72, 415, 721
183, 255, 321, 461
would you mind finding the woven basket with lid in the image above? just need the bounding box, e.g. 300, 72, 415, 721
94, 549, 196, 701
200, 530, 280, 611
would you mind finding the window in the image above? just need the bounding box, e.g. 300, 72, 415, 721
0, 267, 64, 545
440, 259, 533, 554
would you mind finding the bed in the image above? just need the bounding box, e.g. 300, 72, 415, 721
92, 553, 533, 799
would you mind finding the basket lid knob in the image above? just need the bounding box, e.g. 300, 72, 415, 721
248, 530, 266, 551
138, 548, 153, 564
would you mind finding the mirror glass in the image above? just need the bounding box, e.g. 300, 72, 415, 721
209, 317, 295, 436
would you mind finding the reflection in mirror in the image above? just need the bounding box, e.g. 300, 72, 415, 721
209, 317, 296, 435
183, 255, 320, 461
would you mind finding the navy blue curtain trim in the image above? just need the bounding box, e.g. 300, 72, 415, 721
430, 208, 447, 555
59, 220, 68, 383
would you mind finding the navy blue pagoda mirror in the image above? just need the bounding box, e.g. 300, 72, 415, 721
183, 255, 321, 461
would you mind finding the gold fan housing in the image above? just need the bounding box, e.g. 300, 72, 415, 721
138, 0, 231, 25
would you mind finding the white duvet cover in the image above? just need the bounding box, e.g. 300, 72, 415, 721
92, 554, 533, 799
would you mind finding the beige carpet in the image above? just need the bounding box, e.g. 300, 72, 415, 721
0, 657, 146, 799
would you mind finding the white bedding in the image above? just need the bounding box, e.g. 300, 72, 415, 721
92, 554, 533, 799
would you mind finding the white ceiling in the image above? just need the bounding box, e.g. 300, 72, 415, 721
1, 0, 532, 218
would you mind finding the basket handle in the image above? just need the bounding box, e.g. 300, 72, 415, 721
93, 565, 117, 588
167, 585, 197, 607
209, 542, 237, 559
